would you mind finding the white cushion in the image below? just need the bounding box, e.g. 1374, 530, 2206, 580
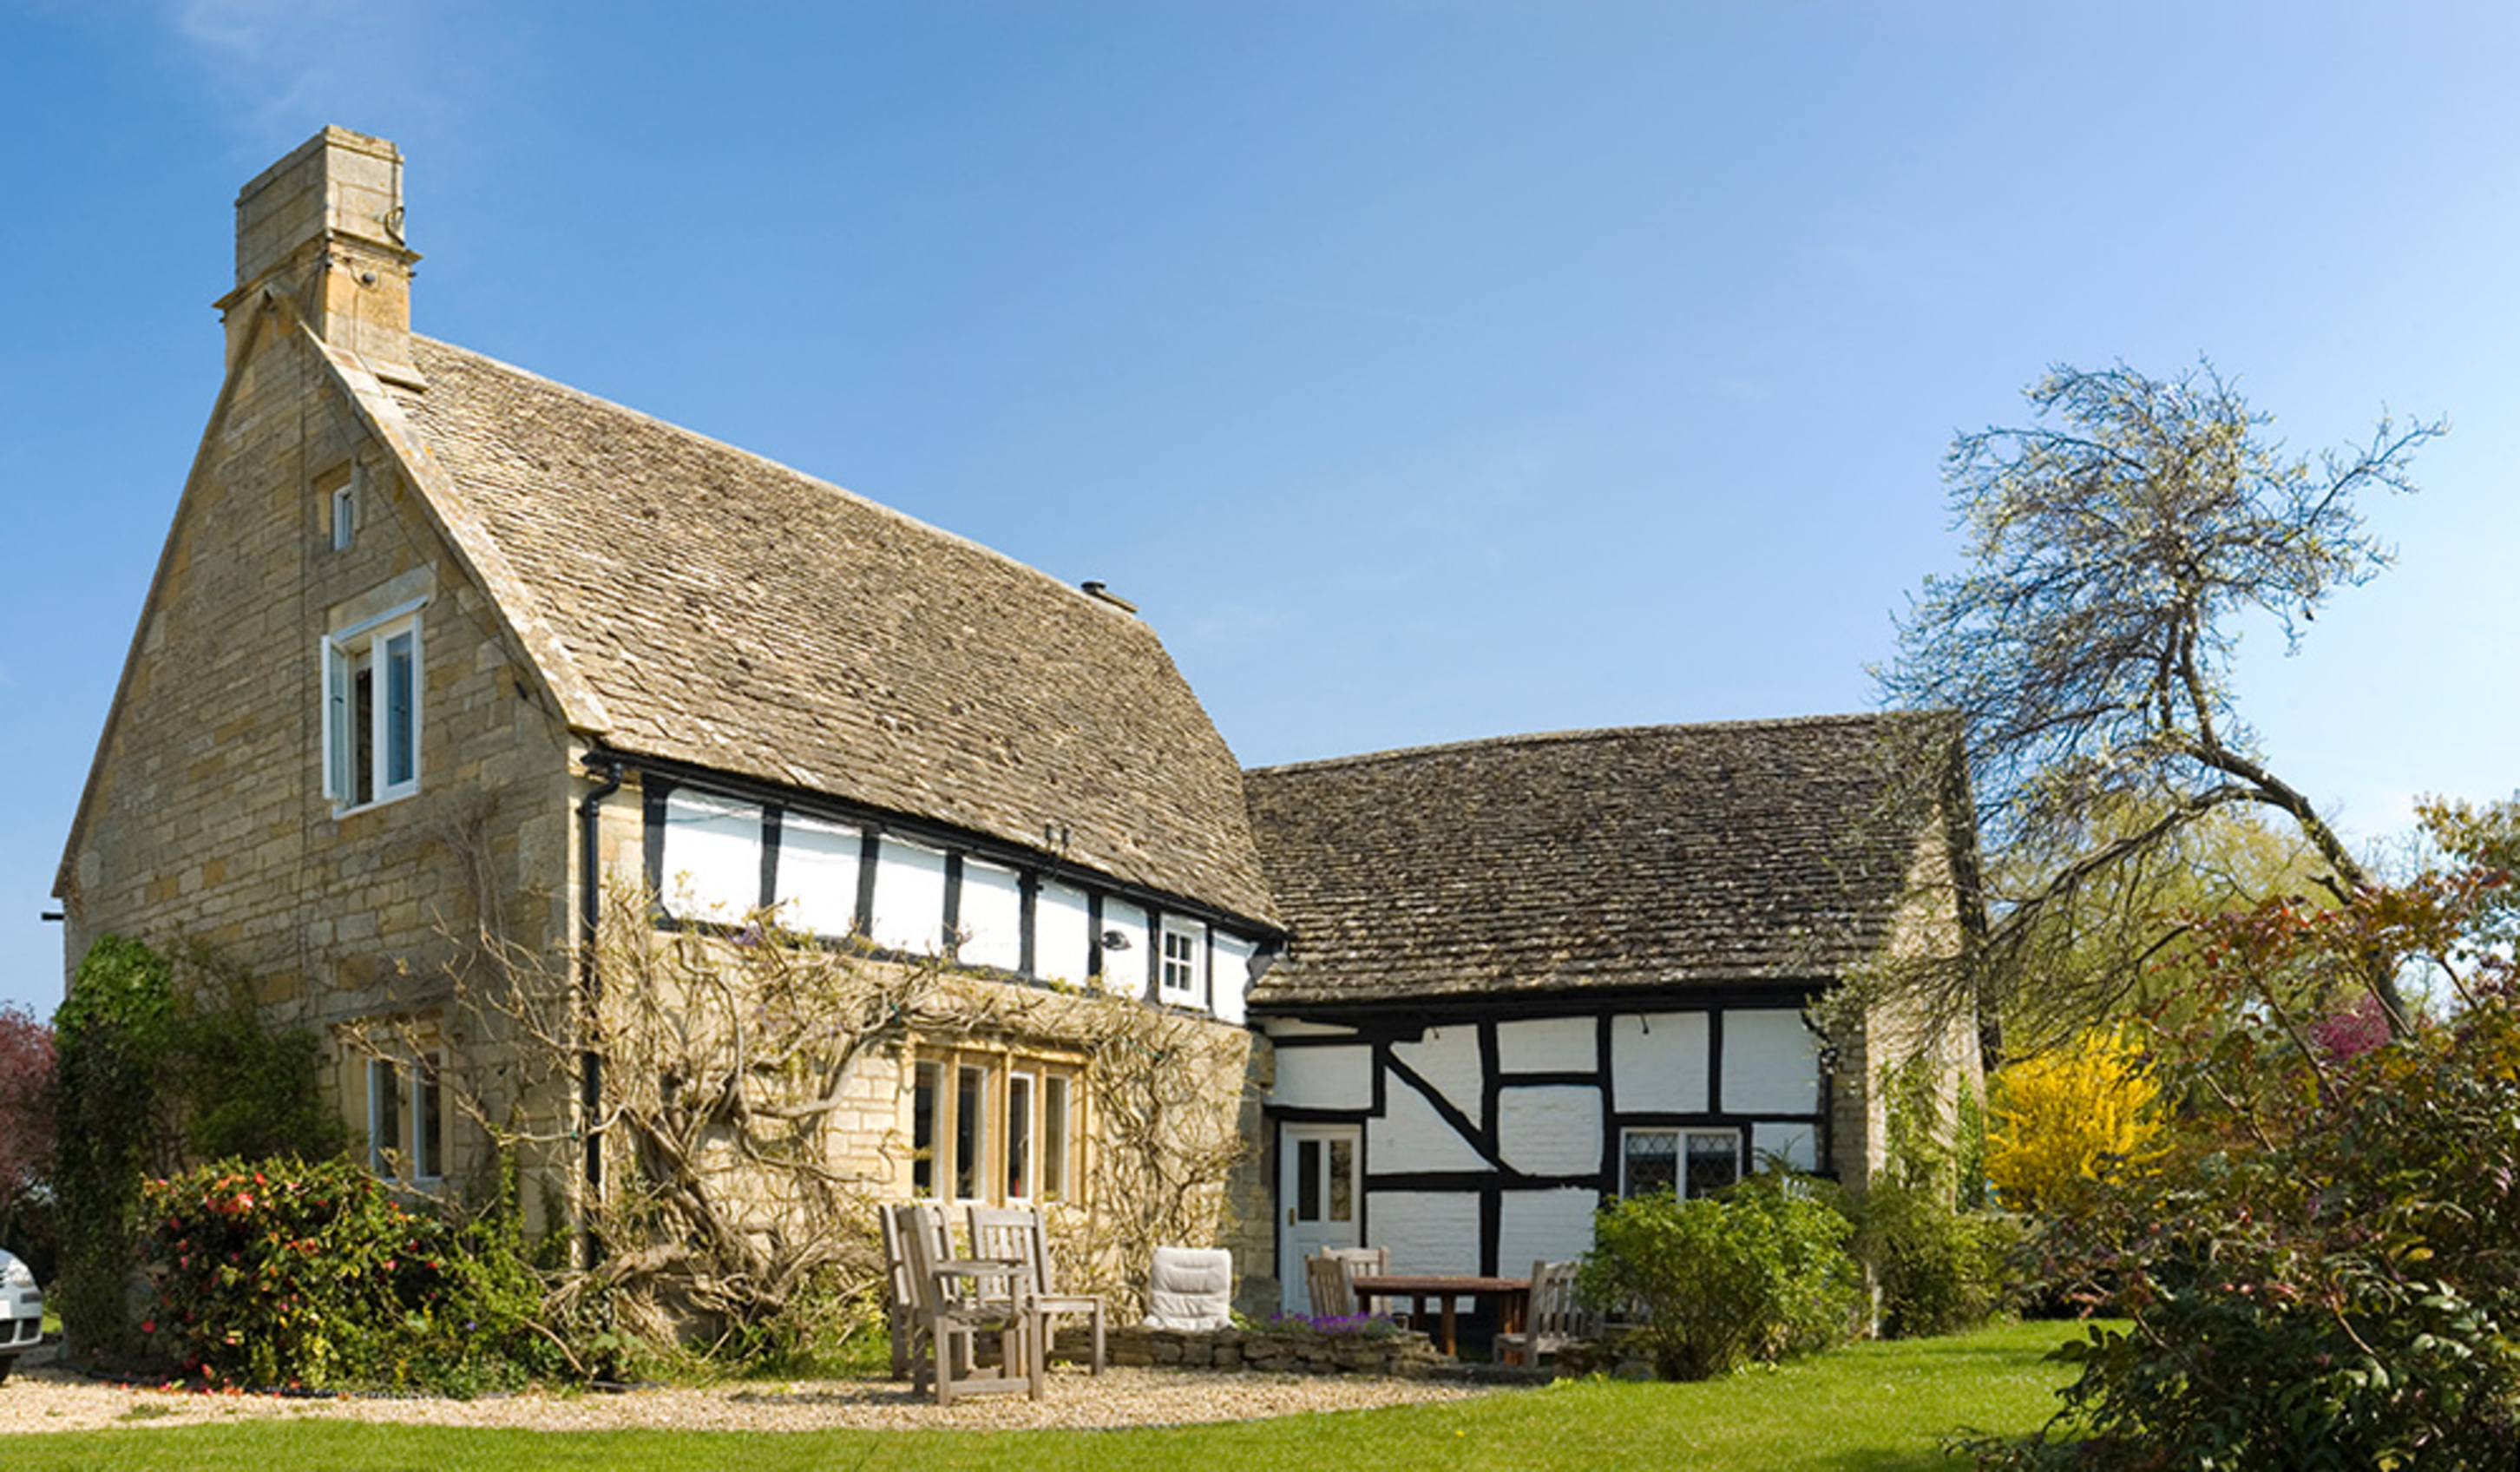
1145, 1245, 1234, 1330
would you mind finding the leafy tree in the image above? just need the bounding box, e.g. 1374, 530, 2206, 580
0, 1006, 56, 1281
1879, 360, 2442, 1042
1983, 1028, 2163, 1216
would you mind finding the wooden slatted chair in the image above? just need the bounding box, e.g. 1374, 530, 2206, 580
887, 1201, 1043, 1405
879, 1200, 950, 1380
1319, 1244, 1398, 1322
1304, 1252, 1357, 1318
1493, 1258, 1595, 1367
968, 1204, 1106, 1375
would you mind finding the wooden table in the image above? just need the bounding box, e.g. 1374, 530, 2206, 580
1348, 1274, 1531, 1357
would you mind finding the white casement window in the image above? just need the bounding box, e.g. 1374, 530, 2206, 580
331, 480, 358, 551
1620, 1127, 1742, 1199
366, 1051, 444, 1183
322, 599, 426, 812
910, 1048, 1083, 1206
1159, 918, 1206, 1003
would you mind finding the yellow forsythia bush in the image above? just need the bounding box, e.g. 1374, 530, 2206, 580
1985, 1030, 2165, 1214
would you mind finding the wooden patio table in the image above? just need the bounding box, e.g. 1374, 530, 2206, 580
1346, 1274, 1531, 1357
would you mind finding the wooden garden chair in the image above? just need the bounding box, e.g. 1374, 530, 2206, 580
968, 1204, 1106, 1374
1493, 1258, 1596, 1367
886, 1201, 1043, 1405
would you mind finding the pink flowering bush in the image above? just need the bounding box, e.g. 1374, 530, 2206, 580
139, 1156, 549, 1392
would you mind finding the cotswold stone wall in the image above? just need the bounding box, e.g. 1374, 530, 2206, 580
1081, 1324, 1445, 1377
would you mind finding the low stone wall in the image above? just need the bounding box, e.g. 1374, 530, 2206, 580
1073, 1324, 1448, 1377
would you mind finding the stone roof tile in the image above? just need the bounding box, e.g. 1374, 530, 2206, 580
392, 336, 1277, 926
1244, 713, 1946, 1007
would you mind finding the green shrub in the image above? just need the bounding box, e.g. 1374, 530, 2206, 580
52, 936, 351, 1358
1578, 1173, 1861, 1380
52, 935, 178, 1355
1854, 1179, 2021, 1338
139, 1155, 554, 1392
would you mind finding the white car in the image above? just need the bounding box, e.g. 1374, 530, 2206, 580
0, 1251, 40, 1381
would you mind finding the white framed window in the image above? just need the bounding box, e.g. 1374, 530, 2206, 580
331, 480, 358, 550
366, 1050, 444, 1183
1159, 919, 1205, 1003
1620, 1127, 1742, 1199
910, 1048, 1083, 1206
322, 599, 425, 812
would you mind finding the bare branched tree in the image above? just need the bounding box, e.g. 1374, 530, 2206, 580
1878, 360, 2443, 1048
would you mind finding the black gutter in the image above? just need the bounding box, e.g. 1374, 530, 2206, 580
577, 750, 625, 1269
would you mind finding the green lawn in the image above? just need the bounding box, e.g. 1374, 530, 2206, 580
6, 1319, 2095, 1472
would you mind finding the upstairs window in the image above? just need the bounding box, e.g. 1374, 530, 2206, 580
323, 602, 423, 812
1159, 919, 1206, 1003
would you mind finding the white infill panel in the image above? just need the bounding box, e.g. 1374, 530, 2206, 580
1211, 931, 1257, 1026
1497, 1085, 1601, 1175
1099, 901, 1149, 994
1270, 1046, 1373, 1110
1036, 882, 1091, 983
957, 859, 1023, 971
1722, 1009, 1821, 1114
1368, 1077, 1486, 1172
1390, 1026, 1484, 1126
660, 790, 762, 920
1497, 1188, 1599, 1275
1751, 1120, 1817, 1171
1497, 1016, 1597, 1074
1369, 1192, 1481, 1276
771, 813, 859, 937
1610, 1012, 1710, 1114
869, 838, 948, 954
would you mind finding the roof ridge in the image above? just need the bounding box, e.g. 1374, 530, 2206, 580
409, 335, 1135, 621
1245, 711, 1904, 778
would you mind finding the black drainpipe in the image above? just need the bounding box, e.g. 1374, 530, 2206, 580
577, 751, 625, 1269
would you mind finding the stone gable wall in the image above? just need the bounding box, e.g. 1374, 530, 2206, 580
61, 319, 576, 1193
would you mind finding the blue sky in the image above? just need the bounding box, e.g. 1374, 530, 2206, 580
3, 1, 2516, 1016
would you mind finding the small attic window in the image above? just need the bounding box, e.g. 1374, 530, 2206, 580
331, 473, 358, 550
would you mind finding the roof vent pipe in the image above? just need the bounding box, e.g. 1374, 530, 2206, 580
1080, 581, 1139, 614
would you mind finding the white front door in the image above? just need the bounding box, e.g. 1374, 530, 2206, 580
1278, 1123, 1362, 1312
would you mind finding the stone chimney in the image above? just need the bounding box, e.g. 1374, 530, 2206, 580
218, 126, 422, 384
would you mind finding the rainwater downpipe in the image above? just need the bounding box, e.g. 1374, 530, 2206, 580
577, 752, 625, 1269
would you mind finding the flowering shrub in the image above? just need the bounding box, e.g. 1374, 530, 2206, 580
1973, 872, 2520, 1469
140, 1155, 551, 1392
1983, 1028, 2164, 1216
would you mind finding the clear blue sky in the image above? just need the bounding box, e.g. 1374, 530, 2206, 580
4, 2, 2515, 1017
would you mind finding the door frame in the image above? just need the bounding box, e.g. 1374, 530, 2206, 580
1277, 1121, 1364, 1312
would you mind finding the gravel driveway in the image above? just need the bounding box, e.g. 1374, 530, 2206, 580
0, 1347, 1501, 1435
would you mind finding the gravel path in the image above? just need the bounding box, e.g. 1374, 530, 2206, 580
0, 1348, 1503, 1435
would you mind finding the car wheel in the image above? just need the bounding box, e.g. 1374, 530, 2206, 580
0, 1356, 13, 1383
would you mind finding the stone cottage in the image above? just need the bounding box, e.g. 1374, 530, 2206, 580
56, 128, 1976, 1315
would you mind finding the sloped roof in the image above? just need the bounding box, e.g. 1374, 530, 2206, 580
1243, 714, 1951, 1008
383, 335, 1277, 926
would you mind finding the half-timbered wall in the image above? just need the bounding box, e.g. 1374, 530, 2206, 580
1260, 1000, 1827, 1299
644, 779, 1264, 1022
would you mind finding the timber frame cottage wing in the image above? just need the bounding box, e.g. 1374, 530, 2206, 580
1240, 716, 1979, 1313
53, 128, 1282, 1255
